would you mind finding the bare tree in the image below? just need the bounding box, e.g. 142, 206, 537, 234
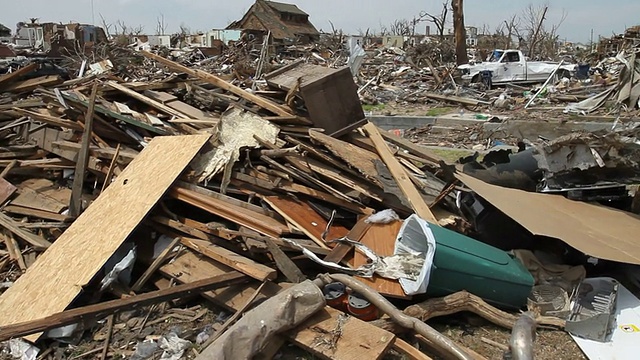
452, 0, 468, 64
156, 13, 168, 35
99, 14, 112, 39
420, 1, 449, 38
503, 14, 520, 49
389, 19, 412, 36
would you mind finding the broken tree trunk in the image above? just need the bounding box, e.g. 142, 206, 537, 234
371, 290, 565, 334
452, 0, 469, 65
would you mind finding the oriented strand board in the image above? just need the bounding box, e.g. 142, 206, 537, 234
353, 221, 409, 299
0, 134, 210, 342
287, 307, 395, 360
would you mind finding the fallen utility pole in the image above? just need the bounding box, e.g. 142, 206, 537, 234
0, 272, 248, 342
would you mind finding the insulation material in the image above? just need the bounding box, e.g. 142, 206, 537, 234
196, 280, 325, 360
365, 209, 400, 224
193, 107, 279, 189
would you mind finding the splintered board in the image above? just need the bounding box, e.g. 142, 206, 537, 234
0, 134, 210, 342
287, 307, 395, 360
353, 220, 410, 299
263, 195, 349, 249
309, 129, 383, 187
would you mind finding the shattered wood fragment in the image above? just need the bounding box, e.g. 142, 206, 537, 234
0, 213, 51, 250
1, 75, 63, 93
263, 235, 307, 283
287, 307, 396, 360
2, 231, 27, 271
0, 63, 38, 88
323, 217, 372, 264
392, 338, 434, 360
0, 272, 249, 342
0, 134, 210, 342
107, 81, 192, 119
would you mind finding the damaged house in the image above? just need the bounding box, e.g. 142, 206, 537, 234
227, 0, 319, 45
0, 23, 10, 37
13, 20, 107, 56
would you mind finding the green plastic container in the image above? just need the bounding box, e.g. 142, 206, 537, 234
426, 224, 534, 309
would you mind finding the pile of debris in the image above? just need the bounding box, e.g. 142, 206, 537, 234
0, 45, 638, 360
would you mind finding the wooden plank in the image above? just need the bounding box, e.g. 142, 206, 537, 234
263, 196, 349, 249
180, 237, 277, 281
353, 221, 409, 299
69, 83, 98, 217
0, 213, 51, 250
1, 75, 62, 93
323, 217, 372, 264
3, 231, 26, 271
13, 108, 83, 130
3, 205, 71, 222
170, 186, 289, 237
131, 235, 182, 292
0, 134, 210, 342
379, 131, 443, 164
0, 63, 38, 87
0, 272, 249, 342
287, 307, 395, 360
0, 177, 17, 204
107, 81, 192, 119
392, 338, 434, 360
263, 236, 306, 283
141, 51, 294, 117
175, 181, 274, 217
363, 123, 437, 223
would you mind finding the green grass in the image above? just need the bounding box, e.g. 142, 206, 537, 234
430, 148, 475, 163
362, 103, 386, 112
425, 107, 455, 116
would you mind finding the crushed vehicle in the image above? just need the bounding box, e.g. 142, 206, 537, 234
458, 49, 576, 85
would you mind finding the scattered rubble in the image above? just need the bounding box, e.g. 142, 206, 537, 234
0, 3, 639, 360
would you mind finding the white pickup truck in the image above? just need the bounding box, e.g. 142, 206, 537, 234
458, 49, 576, 85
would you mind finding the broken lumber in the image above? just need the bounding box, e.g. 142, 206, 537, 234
141, 51, 294, 118
0, 134, 210, 342
363, 122, 437, 223
0, 212, 51, 250
0, 272, 248, 342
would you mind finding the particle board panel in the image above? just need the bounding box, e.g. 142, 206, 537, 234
287, 307, 395, 360
263, 195, 350, 249
0, 134, 210, 342
353, 220, 409, 299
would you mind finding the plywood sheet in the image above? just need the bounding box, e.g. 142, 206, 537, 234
353, 220, 408, 298
0, 134, 210, 342
288, 307, 395, 360
263, 195, 349, 248
456, 172, 640, 265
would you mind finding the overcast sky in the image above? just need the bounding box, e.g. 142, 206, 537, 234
1, 0, 637, 43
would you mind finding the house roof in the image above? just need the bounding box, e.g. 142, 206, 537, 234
227, 0, 318, 40
264, 1, 308, 16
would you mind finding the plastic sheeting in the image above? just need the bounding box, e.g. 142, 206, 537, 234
196, 280, 325, 360
394, 214, 437, 295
